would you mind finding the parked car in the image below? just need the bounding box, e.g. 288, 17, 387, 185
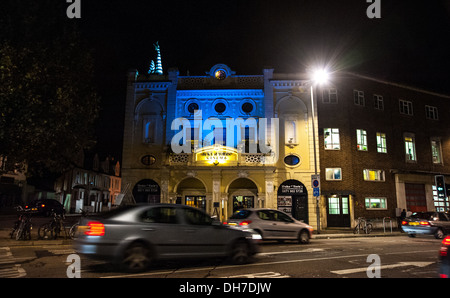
25, 199, 65, 216
401, 212, 450, 239
73, 204, 261, 272
224, 208, 313, 244
439, 236, 450, 278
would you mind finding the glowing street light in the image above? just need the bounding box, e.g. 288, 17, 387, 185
309, 67, 331, 233
312, 68, 330, 85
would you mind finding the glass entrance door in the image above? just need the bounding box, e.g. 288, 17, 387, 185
232, 196, 254, 213
327, 196, 350, 227
185, 196, 206, 210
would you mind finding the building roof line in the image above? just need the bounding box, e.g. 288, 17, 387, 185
341, 71, 450, 99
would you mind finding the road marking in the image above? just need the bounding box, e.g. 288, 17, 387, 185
259, 248, 324, 256
100, 249, 437, 278
225, 271, 290, 278
331, 261, 434, 275
0, 247, 27, 278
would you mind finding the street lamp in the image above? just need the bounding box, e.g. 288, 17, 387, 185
309, 68, 330, 234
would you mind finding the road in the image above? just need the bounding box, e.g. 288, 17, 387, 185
0, 235, 442, 278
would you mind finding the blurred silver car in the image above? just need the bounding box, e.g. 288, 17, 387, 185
73, 204, 260, 272
225, 208, 313, 244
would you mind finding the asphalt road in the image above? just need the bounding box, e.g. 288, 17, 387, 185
0, 235, 442, 279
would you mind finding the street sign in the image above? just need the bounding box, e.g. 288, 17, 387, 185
311, 174, 320, 188
313, 187, 320, 197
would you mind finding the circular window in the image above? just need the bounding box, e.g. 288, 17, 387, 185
214, 102, 227, 113
284, 155, 300, 166
242, 102, 254, 114
141, 155, 156, 166
187, 102, 199, 113
214, 69, 226, 80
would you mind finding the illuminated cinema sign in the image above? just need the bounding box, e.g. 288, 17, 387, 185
195, 145, 238, 165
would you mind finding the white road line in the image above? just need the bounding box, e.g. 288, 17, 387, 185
0, 247, 27, 278
331, 261, 434, 275
100, 249, 436, 278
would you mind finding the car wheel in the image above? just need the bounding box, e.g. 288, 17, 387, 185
231, 240, 250, 265
298, 229, 310, 244
435, 228, 445, 239
121, 242, 153, 272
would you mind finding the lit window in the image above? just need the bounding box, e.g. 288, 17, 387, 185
326, 168, 342, 181
376, 132, 387, 153
356, 129, 368, 151
365, 198, 387, 210
324, 128, 340, 150
431, 138, 442, 164
363, 169, 385, 182
404, 133, 416, 162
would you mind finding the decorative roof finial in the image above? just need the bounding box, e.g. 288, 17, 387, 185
148, 41, 163, 75
154, 41, 163, 75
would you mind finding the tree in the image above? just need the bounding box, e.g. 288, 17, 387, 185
0, 0, 100, 175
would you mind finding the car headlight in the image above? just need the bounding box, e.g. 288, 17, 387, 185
251, 233, 262, 240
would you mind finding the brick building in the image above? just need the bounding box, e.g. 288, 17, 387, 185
318, 72, 450, 228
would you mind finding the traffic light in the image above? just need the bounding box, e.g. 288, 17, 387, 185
435, 175, 447, 198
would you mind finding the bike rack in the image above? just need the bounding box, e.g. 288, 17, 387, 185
383, 217, 393, 233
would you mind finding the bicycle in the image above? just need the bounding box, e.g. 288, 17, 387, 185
10, 206, 33, 240
38, 210, 72, 240
353, 217, 373, 234
68, 208, 89, 239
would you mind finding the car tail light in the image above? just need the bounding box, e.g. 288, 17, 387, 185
443, 236, 450, 246
239, 220, 252, 226
41, 204, 45, 208
401, 221, 408, 225
439, 237, 450, 257
420, 221, 430, 226
85, 221, 105, 236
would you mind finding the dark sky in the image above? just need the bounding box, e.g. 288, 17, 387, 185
75, 0, 450, 158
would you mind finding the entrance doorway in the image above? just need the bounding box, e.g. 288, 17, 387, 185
405, 183, 427, 212
132, 179, 161, 204
185, 196, 206, 210
326, 196, 350, 227
228, 178, 259, 216
277, 180, 309, 223
232, 196, 254, 212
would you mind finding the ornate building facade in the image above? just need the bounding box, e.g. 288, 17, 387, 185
122, 63, 320, 226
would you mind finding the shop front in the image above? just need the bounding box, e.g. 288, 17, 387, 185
132, 179, 161, 204
277, 179, 309, 223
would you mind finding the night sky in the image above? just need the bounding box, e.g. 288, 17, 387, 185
74, 0, 450, 159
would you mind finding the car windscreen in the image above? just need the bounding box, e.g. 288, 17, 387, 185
230, 209, 252, 219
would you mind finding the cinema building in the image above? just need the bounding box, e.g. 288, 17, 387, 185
121, 63, 450, 229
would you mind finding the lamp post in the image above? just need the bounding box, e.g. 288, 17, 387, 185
310, 68, 329, 234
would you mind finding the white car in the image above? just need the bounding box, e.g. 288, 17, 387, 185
225, 208, 313, 244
